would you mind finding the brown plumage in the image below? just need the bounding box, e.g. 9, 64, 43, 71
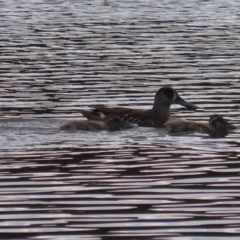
80, 86, 198, 127
165, 114, 237, 138
61, 115, 133, 131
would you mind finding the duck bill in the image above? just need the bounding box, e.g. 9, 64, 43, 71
225, 122, 237, 130
175, 97, 198, 110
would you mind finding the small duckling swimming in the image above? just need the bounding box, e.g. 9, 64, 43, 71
60, 115, 134, 131
165, 114, 237, 138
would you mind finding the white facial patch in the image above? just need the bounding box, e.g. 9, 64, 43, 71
172, 93, 177, 102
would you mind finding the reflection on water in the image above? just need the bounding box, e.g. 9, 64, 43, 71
1, 0, 240, 239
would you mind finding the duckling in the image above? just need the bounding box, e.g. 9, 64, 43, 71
80, 86, 198, 128
60, 115, 134, 131
165, 114, 237, 138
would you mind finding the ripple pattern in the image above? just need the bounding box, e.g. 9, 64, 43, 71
0, 0, 240, 239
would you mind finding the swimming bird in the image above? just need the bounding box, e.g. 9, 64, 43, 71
80, 86, 198, 127
165, 114, 237, 138
60, 115, 134, 131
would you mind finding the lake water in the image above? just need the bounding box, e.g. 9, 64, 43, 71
1, 0, 240, 239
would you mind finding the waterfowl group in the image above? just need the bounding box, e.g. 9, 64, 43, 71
61, 86, 237, 137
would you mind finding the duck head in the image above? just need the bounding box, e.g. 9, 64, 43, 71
153, 86, 198, 110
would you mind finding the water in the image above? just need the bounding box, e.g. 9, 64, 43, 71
0, 0, 240, 239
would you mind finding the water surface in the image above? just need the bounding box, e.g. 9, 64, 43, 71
1, 0, 240, 239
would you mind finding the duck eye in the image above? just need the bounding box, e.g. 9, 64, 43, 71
163, 89, 174, 99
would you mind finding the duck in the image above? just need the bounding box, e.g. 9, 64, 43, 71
165, 114, 237, 138
79, 86, 198, 127
60, 114, 134, 131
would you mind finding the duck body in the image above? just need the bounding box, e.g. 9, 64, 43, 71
61, 119, 110, 131
80, 86, 198, 128
165, 115, 236, 138
165, 119, 213, 134
61, 115, 133, 131
81, 108, 170, 127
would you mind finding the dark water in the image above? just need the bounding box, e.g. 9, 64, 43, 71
1, 0, 240, 239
